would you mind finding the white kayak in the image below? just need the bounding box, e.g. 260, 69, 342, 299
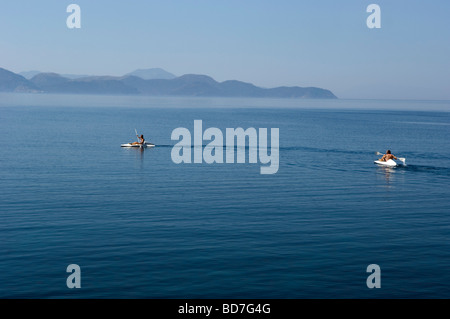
374, 158, 406, 167
121, 142, 155, 148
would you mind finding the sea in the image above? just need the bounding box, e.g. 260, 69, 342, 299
1, 93, 449, 299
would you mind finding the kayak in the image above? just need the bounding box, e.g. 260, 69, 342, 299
121, 142, 155, 148
374, 158, 405, 167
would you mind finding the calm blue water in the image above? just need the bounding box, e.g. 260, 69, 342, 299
1, 94, 450, 298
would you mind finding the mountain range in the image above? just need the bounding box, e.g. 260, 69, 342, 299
1, 67, 337, 99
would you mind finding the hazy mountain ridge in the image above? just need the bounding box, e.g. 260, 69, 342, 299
1, 67, 337, 99
125, 68, 176, 80
0, 68, 40, 92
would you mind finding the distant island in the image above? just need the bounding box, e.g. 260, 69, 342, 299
0, 67, 337, 99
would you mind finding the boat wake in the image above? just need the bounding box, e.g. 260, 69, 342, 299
402, 164, 450, 177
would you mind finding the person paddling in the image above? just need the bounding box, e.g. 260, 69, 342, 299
131, 134, 145, 145
379, 150, 398, 162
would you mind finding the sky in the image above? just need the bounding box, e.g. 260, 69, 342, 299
0, 0, 449, 100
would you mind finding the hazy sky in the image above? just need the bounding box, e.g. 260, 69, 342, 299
1, 0, 449, 99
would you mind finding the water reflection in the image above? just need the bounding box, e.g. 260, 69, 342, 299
136, 147, 145, 169
122, 147, 146, 169
376, 166, 395, 186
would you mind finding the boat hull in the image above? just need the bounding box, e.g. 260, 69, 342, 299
374, 159, 405, 167
121, 142, 155, 148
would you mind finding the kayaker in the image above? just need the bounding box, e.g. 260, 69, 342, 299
379, 150, 398, 162
131, 134, 145, 145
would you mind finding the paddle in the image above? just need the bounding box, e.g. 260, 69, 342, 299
135, 128, 139, 142
376, 151, 405, 163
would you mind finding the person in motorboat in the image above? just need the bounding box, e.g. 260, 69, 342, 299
378, 150, 398, 162
131, 134, 145, 145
